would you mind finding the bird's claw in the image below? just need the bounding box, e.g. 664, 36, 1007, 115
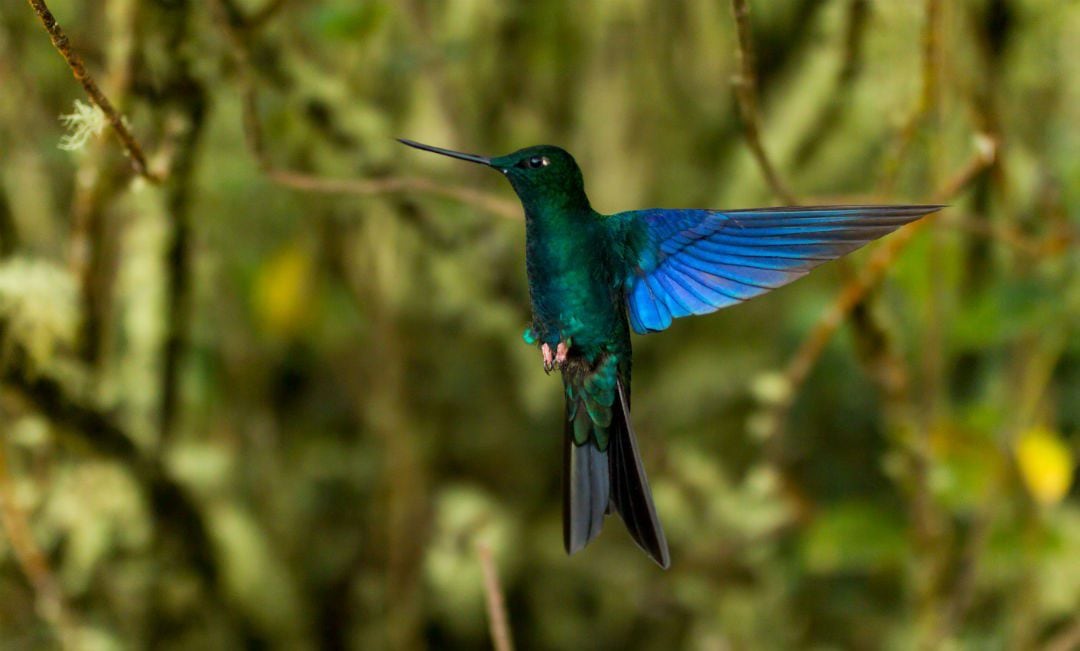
541, 341, 571, 374
555, 341, 569, 366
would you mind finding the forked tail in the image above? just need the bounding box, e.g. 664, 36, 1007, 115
563, 379, 670, 568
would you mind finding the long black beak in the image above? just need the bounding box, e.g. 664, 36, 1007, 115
397, 138, 491, 166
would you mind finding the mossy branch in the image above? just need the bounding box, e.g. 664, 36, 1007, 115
26, 0, 160, 183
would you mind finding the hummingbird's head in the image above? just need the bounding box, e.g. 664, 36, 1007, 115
489, 145, 585, 206
398, 139, 590, 214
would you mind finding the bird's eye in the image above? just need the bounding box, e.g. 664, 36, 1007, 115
520, 156, 550, 169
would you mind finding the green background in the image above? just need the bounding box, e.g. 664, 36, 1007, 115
0, 0, 1077, 649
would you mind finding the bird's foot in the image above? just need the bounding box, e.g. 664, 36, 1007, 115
555, 341, 569, 367
541, 340, 571, 374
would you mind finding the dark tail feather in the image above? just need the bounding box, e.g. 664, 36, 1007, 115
562, 379, 670, 568
563, 404, 610, 555
608, 380, 670, 568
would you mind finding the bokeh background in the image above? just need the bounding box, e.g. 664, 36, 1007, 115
0, 0, 1077, 649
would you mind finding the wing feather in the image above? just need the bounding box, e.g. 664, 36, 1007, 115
623, 205, 943, 334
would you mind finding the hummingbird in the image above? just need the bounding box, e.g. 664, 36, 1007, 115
400, 138, 942, 569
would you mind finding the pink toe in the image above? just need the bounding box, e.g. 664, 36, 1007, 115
555, 341, 569, 363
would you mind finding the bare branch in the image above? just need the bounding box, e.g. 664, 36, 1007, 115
265, 169, 522, 220
729, 0, 798, 205
477, 542, 515, 651
940, 212, 1073, 256
25, 0, 161, 183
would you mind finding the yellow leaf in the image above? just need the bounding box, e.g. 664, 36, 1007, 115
1015, 427, 1075, 506
252, 243, 315, 338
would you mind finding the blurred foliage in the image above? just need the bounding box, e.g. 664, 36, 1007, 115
0, 0, 1077, 649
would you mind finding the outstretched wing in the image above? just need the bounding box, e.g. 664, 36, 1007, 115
621, 205, 942, 334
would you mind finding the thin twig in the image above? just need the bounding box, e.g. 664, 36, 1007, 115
267, 169, 521, 220
25, 0, 160, 183
476, 542, 515, 651
729, 0, 798, 205
208, 0, 520, 221
0, 437, 79, 649
942, 213, 1074, 256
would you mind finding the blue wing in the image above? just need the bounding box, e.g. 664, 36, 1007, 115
623, 205, 943, 334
